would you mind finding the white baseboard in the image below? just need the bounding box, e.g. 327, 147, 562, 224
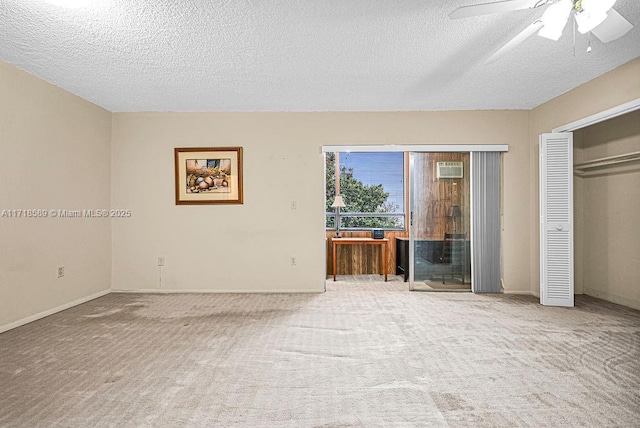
499, 278, 534, 296
583, 288, 640, 311
503, 290, 535, 296
0, 289, 111, 334
111, 288, 323, 294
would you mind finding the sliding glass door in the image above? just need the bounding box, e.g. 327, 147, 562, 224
409, 153, 471, 291
321, 145, 504, 290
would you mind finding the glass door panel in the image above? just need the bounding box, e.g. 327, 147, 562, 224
410, 153, 471, 291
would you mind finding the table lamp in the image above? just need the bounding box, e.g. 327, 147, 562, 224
331, 195, 346, 237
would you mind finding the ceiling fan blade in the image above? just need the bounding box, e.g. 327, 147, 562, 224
449, 0, 548, 20
591, 8, 633, 43
484, 20, 544, 64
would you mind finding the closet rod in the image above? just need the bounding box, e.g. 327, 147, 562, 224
574, 151, 640, 170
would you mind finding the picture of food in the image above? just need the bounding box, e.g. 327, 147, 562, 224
185, 158, 231, 194
175, 147, 242, 205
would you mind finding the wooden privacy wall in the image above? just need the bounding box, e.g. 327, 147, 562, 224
325, 231, 408, 276
413, 153, 470, 240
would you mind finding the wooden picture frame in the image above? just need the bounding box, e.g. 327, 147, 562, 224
174, 147, 243, 205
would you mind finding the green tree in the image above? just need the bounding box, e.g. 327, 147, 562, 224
326, 153, 401, 229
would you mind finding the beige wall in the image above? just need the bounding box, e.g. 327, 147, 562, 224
0, 61, 112, 330
574, 111, 640, 310
530, 58, 640, 304
6, 55, 636, 328
111, 111, 531, 293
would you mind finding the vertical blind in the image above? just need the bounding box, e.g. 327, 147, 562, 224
471, 152, 501, 293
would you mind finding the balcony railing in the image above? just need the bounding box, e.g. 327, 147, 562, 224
326, 212, 405, 231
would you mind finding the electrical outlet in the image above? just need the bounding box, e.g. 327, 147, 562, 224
57, 266, 64, 278
158, 257, 165, 266
291, 201, 297, 210
290, 257, 296, 266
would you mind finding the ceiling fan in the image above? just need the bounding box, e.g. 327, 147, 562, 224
449, 0, 634, 64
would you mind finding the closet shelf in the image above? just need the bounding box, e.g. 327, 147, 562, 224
574, 151, 640, 171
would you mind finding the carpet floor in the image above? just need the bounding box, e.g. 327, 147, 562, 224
1, 277, 639, 427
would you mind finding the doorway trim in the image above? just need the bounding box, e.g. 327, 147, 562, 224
322, 145, 508, 153
552, 97, 640, 132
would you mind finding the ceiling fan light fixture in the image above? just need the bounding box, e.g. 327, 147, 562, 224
581, 0, 617, 14
576, 9, 608, 33
538, 0, 572, 40
576, 0, 617, 33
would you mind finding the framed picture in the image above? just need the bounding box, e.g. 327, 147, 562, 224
174, 147, 243, 205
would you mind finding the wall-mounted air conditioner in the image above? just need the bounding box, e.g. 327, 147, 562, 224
437, 161, 463, 179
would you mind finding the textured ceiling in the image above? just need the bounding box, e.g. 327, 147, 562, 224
1, 0, 639, 112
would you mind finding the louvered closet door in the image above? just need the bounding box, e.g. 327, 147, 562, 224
540, 133, 574, 307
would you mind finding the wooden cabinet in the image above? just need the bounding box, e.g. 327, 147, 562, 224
396, 237, 410, 281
